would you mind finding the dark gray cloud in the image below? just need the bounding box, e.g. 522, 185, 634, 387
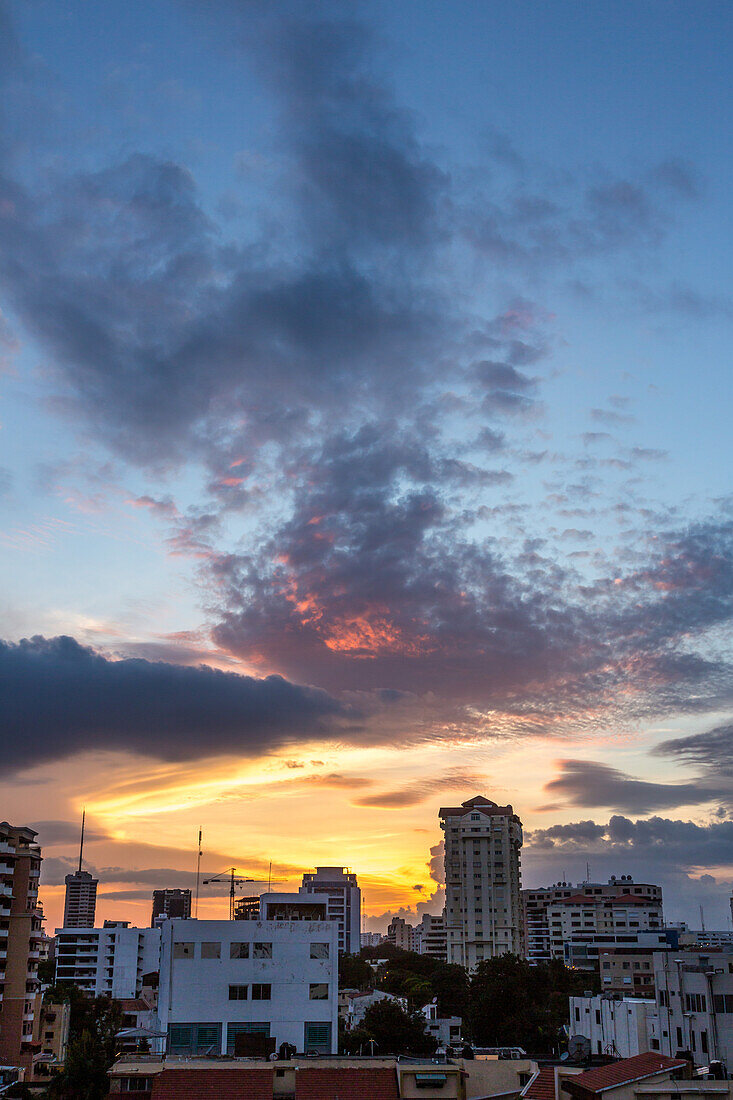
351, 769, 488, 809
539, 758, 729, 813
655, 722, 733, 777
0, 634, 361, 772
30, 820, 111, 847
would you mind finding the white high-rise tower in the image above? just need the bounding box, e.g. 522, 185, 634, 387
440, 795, 523, 969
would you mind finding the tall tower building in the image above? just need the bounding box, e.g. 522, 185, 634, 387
440, 796, 523, 969
299, 867, 361, 955
62, 811, 98, 928
0, 822, 43, 1072
151, 888, 192, 927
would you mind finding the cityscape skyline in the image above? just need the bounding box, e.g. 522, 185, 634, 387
1, 0, 732, 934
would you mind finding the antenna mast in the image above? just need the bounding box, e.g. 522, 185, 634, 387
195, 827, 203, 918
78, 808, 86, 874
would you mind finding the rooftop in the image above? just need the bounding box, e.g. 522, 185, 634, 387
565, 1054, 689, 1094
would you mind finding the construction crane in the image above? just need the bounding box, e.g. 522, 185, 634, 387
202, 868, 255, 920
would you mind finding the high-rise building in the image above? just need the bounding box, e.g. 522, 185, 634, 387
440, 796, 523, 969
62, 871, 98, 928
522, 875, 664, 965
386, 916, 415, 951
299, 867, 361, 955
62, 812, 98, 928
151, 889, 192, 927
0, 822, 44, 1072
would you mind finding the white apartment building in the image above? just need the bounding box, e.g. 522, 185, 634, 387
569, 951, 733, 1070
651, 950, 733, 1067
54, 923, 161, 998
360, 932, 384, 948
523, 876, 663, 965
441, 796, 523, 969
570, 994, 655, 1058
299, 867, 361, 955
414, 912, 448, 961
157, 918, 339, 1056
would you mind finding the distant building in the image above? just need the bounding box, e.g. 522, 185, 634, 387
421, 1001, 462, 1048
54, 923, 161, 998
233, 895, 260, 921
341, 988, 402, 1031
440, 796, 523, 969
360, 931, 384, 948
0, 822, 43, 1072
299, 867, 361, 955
386, 916, 415, 951
600, 945, 663, 998
62, 870, 98, 928
259, 893, 328, 922
157, 917, 339, 1055
151, 888, 192, 927
570, 993, 656, 1058
678, 929, 733, 951
414, 912, 447, 961
523, 876, 664, 965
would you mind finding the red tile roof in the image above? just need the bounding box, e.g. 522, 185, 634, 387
524, 1066, 557, 1100
567, 1054, 688, 1093
151, 1068, 274, 1099
295, 1067, 399, 1099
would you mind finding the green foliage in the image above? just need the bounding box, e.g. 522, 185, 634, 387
50, 996, 124, 1100
360, 945, 469, 1018
339, 952, 375, 990
467, 954, 599, 1054
343, 997, 437, 1056
37, 959, 57, 985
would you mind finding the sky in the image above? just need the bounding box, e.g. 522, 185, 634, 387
0, 0, 732, 934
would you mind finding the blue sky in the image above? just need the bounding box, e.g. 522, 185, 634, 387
0, 0, 731, 930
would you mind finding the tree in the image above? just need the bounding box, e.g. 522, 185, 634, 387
353, 997, 437, 1056
339, 953, 375, 990
467, 954, 598, 1055
50, 996, 123, 1100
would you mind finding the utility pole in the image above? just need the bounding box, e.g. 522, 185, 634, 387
195, 827, 203, 918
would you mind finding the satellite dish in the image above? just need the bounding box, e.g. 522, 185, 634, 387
568, 1035, 591, 1061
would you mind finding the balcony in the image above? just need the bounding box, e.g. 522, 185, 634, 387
0, 841, 13, 856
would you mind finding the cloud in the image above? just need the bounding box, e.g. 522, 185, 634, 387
540, 758, 730, 813
352, 769, 488, 809
30, 819, 111, 847
0, 634, 362, 771
655, 722, 733, 777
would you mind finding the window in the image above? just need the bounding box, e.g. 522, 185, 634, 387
229, 985, 248, 1000
121, 1080, 154, 1093
713, 994, 733, 1012
253, 942, 272, 959
310, 983, 329, 1000
173, 941, 194, 959
230, 942, 249, 959
701, 1031, 708, 1055
168, 1023, 221, 1055
201, 941, 221, 959
310, 942, 329, 959
304, 1022, 331, 1053
226, 1022, 270, 1055
252, 983, 271, 1000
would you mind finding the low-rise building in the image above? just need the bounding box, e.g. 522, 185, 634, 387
600, 948, 659, 998
650, 950, 733, 1067
341, 988, 401, 1031
570, 994, 656, 1058
421, 1001, 462, 1048
54, 923, 161, 998
30, 996, 70, 1083
561, 1053, 691, 1100
157, 918, 339, 1056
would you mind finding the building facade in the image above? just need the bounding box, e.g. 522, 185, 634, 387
440, 796, 523, 969
157, 918, 339, 1056
299, 867, 361, 955
151, 889, 191, 927
0, 823, 43, 1072
414, 912, 447, 961
54, 923, 161, 998
386, 916, 415, 951
523, 877, 664, 965
62, 869, 98, 928
570, 994, 656, 1058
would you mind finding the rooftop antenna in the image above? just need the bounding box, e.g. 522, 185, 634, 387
586, 861, 591, 883
77, 808, 86, 874
268, 859, 272, 894
195, 827, 203, 918
699, 904, 706, 933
